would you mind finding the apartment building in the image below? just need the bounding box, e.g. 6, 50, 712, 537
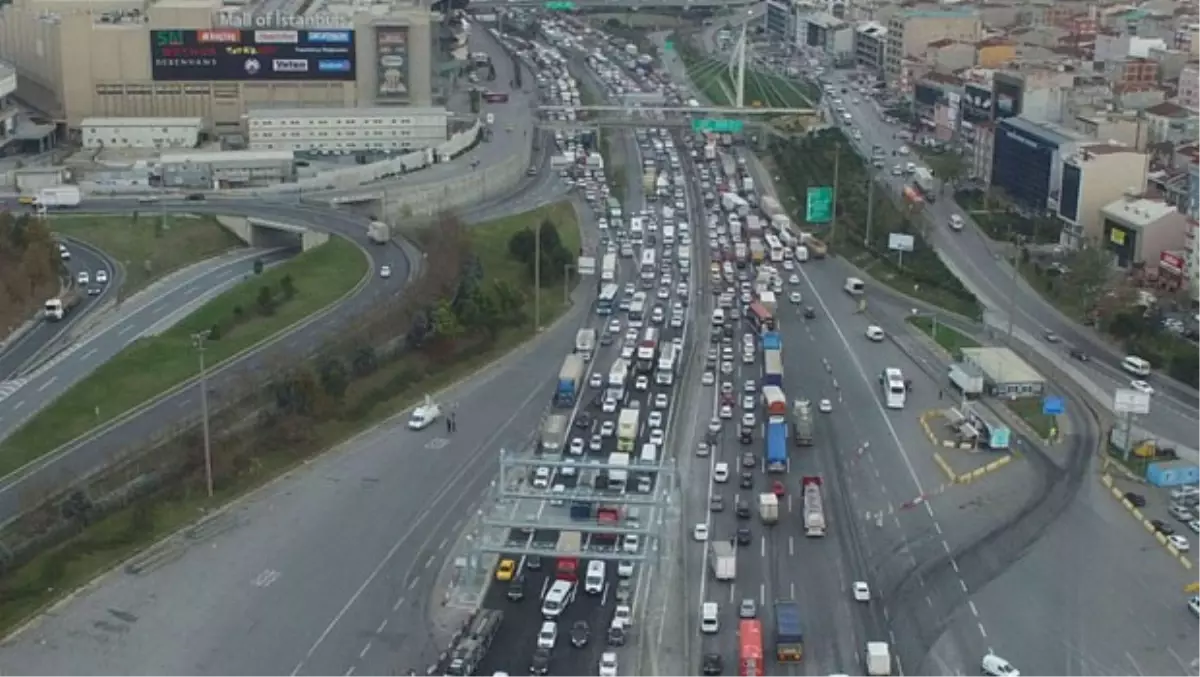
1178, 62, 1200, 111
855, 22, 886, 71
884, 8, 981, 85
1057, 144, 1150, 247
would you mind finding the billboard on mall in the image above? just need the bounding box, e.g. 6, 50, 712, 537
374, 26, 410, 99
150, 29, 356, 81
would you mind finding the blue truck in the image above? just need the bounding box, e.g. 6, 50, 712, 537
555, 353, 586, 407
774, 600, 804, 662
761, 331, 782, 352
766, 422, 788, 473
570, 501, 593, 520
762, 349, 784, 388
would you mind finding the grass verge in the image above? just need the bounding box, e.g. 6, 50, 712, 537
0, 203, 582, 636
50, 214, 245, 296
0, 237, 367, 476
907, 316, 980, 358
1004, 397, 1058, 440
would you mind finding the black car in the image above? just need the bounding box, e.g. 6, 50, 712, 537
185, 193, 205, 201
803, 306, 816, 319
736, 500, 752, 519
607, 623, 626, 646
530, 647, 551, 675
739, 426, 754, 444
736, 527, 753, 545
525, 555, 542, 571
570, 620, 591, 648
1151, 519, 1175, 535
600, 331, 614, 346
506, 580, 524, 601
701, 653, 724, 675
739, 471, 754, 489
575, 412, 593, 429
1069, 348, 1090, 361
1125, 492, 1147, 507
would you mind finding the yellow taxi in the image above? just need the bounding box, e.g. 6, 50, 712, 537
495, 558, 517, 581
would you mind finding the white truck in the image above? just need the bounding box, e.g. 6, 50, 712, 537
575, 328, 597, 361
709, 541, 737, 580
949, 363, 984, 396
367, 221, 390, 244
758, 493, 779, 525
802, 475, 826, 537
866, 642, 892, 676
741, 176, 754, 194
34, 185, 82, 208
540, 414, 570, 454
607, 451, 630, 490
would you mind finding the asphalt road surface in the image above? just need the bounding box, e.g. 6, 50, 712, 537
0, 247, 287, 444
827, 82, 1199, 452
0, 237, 117, 382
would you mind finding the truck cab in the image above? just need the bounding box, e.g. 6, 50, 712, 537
407, 396, 441, 430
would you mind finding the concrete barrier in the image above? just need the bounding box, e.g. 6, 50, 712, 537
1101, 473, 1193, 571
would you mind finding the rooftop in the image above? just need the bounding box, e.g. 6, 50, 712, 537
960, 347, 1044, 385
1101, 196, 1180, 227
1144, 101, 1194, 117
159, 149, 295, 164
82, 116, 204, 127
1078, 143, 1139, 156
898, 8, 978, 19
1000, 116, 1081, 147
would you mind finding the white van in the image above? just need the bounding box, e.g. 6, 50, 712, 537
1121, 355, 1151, 377
585, 560, 607, 594
795, 245, 809, 262
949, 214, 964, 231
542, 580, 574, 618
844, 277, 865, 295
712, 308, 726, 327
700, 602, 720, 633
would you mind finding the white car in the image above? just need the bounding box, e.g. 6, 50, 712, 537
789, 291, 802, 304
853, 581, 870, 602
818, 399, 833, 413
741, 351, 754, 364
648, 411, 664, 428
599, 652, 619, 677
407, 397, 441, 429
603, 398, 619, 413
708, 418, 722, 434
76, 271, 89, 285
657, 286, 670, 300
741, 413, 756, 427
620, 343, 635, 360
898, 145, 910, 155
622, 535, 640, 554
613, 603, 632, 628
589, 434, 604, 452
569, 438, 585, 456
866, 325, 885, 341
537, 621, 558, 650
693, 523, 710, 541
1130, 379, 1154, 395
720, 361, 734, 374
788, 274, 800, 285
608, 319, 622, 333
635, 375, 650, 391
713, 462, 730, 483
617, 560, 635, 577
95, 269, 109, 284
782, 259, 795, 270
980, 654, 1019, 677
1168, 534, 1190, 552
600, 420, 616, 437
719, 404, 733, 419
379, 265, 392, 279
654, 393, 669, 409
702, 371, 716, 386
742, 395, 755, 410
649, 428, 665, 447
589, 372, 604, 388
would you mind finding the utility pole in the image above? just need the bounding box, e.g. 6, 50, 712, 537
1005, 233, 1022, 346
563, 263, 575, 307
534, 221, 541, 330
863, 168, 876, 247
828, 142, 842, 247
192, 330, 214, 498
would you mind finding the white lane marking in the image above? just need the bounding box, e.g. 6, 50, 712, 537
950, 558, 959, 573
358, 642, 371, 659
1125, 652, 1144, 676
252, 569, 281, 587
117, 324, 135, 336
392, 596, 405, 612
968, 600, 979, 617
344, 667, 355, 676
82, 348, 98, 360
376, 619, 388, 633
959, 579, 968, 593
36, 376, 58, 393
407, 577, 419, 590
12, 400, 24, 410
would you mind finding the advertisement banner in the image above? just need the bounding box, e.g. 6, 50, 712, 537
1159, 251, 1184, 274
994, 77, 1022, 119
375, 26, 410, 98
150, 29, 355, 81
961, 84, 992, 123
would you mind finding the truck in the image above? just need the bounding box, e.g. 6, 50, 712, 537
802, 476, 826, 537
761, 331, 782, 353
555, 531, 582, 581
555, 354, 586, 408
762, 386, 788, 419
800, 233, 828, 258
762, 349, 784, 388
33, 185, 81, 208
770, 213, 793, 233
574, 328, 596, 361
773, 601, 804, 662
719, 153, 737, 179
709, 541, 737, 580
43, 289, 83, 321
617, 408, 639, 452
913, 167, 936, 201
792, 399, 814, 446
643, 170, 656, 193
367, 220, 390, 244
569, 500, 593, 521
744, 214, 764, 236
607, 358, 630, 401
948, 363, 984, 396
606, 452, 630, 491
540, 414, 570, 454
758, 493, 779, 524
749, 240, 766, 264
759, 290, 777, 315
766, 422, 788, 473
866, 642, 892, 676
742, 176, 755, 194
704, 143, 717, 161
761, 195, 784, 219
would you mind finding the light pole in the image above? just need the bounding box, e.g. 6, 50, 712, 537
563, 263, 575, 307
192, 330, 214, 498
533, 220, 542, 330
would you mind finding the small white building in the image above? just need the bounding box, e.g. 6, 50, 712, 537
81, 117, 203, 150
246, 107, 450, 154
158, 149, 295, 188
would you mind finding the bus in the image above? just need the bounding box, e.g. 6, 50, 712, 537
601, 253, 618, 283
636, 327, 660, 373
747, 301, 775, 333
764, 233, 785, 262
617, 408, 640, 452
656, 342, 677, 386
882, 367, 906, 409
739, 620, 764, 676
640, 249, 657, 285
629, 216, 645, 243
596, 283, 619, 315
628, 293, 647, 327
607, 358, 630, 401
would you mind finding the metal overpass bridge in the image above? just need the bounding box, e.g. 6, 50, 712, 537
535, 104, 821, 138
471, 0, 756, 9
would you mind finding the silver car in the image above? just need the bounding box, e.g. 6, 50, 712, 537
739, 598, 757, 618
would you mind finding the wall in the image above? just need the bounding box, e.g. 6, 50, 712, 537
977, 43, 1015, 68
1064, 149, 1148, 242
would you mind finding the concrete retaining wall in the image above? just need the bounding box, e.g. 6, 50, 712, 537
214, 215, 331, 251
381, 142, 531, 219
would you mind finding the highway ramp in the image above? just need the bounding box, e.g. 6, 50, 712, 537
0, 237, 117, 382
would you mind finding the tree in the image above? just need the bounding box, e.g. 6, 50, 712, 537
508, 227, 536, 263
430, 300, 465, 341
280, 274, 296, 300
1062, 240, 1115, 305
256, 286, 275, 315
253, 258, 265, 275
317, 357, 349, 400
537, 219, 564, 254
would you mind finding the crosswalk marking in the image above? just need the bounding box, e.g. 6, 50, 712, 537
0, 378, 28, 403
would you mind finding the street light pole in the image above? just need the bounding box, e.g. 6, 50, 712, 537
192, 330, 214, 498
864, 168, 876, 247
564, 263, 575, 307
1005, 234, 1023, 346
534, 221, 542, 330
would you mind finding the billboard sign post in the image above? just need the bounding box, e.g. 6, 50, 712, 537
150, 29, 355, 81
887, 232, 914, 267
805, 186, 833, 224
1113, 389, 1151, 415
375, 26, 410, 100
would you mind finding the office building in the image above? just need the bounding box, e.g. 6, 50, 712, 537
1100, 195, 1189, 269
159, 148, 295, 187
764, 0, 799, 44
802, 13, 854, 64
1057, 144, 1149, 248
854, 22, 886, 71
0, 60, 17, 144
883, 9, 981, 85
1178, 62, 1199, 110
990, 116, 1082, 214
81, 116, 203, 149
0, 0, 435, 130
959, 347, 1045, 399
246, 106, 448, 153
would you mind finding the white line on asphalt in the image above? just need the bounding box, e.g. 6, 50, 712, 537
407, 577, 419, 590
12, 400, 23, 410
978, 623, 988, 639
968, 600, 979, 617
117, 324, 135, 335
728, 584, 735, 604
392, 595, 404, 612
933, 521, 942, 535
437, 538, 449, 551
376, 619, 388, 633
36, 376, 57, 392
925, 596, 932, 607
82, 347, 97, 360
424, 555, 435, 569
959, 579, 968, 593
788, 535, 794, 556
344, 667, 355, 676
924, 502, 934, 517
358, 643, 371, 659
760, 537, 766, 558
1125, 651, 1144, 676
950, 558, 958, 573
943, 540, 951, 554
759, 582, 766, 606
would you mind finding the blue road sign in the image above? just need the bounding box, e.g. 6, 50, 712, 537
1042, 395, 1064, 416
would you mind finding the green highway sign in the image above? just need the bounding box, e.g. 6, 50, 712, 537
664, 40, 674, 51
691, 119, 744, 134
805, 186, 833, 224
544, 1, 575, 9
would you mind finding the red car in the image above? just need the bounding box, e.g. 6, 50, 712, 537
772, 481, 786, 497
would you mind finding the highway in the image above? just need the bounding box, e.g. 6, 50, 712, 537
0, 237, 117, 383
0, 20, 543, 524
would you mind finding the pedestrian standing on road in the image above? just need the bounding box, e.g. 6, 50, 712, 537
446, 417, 452, 434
